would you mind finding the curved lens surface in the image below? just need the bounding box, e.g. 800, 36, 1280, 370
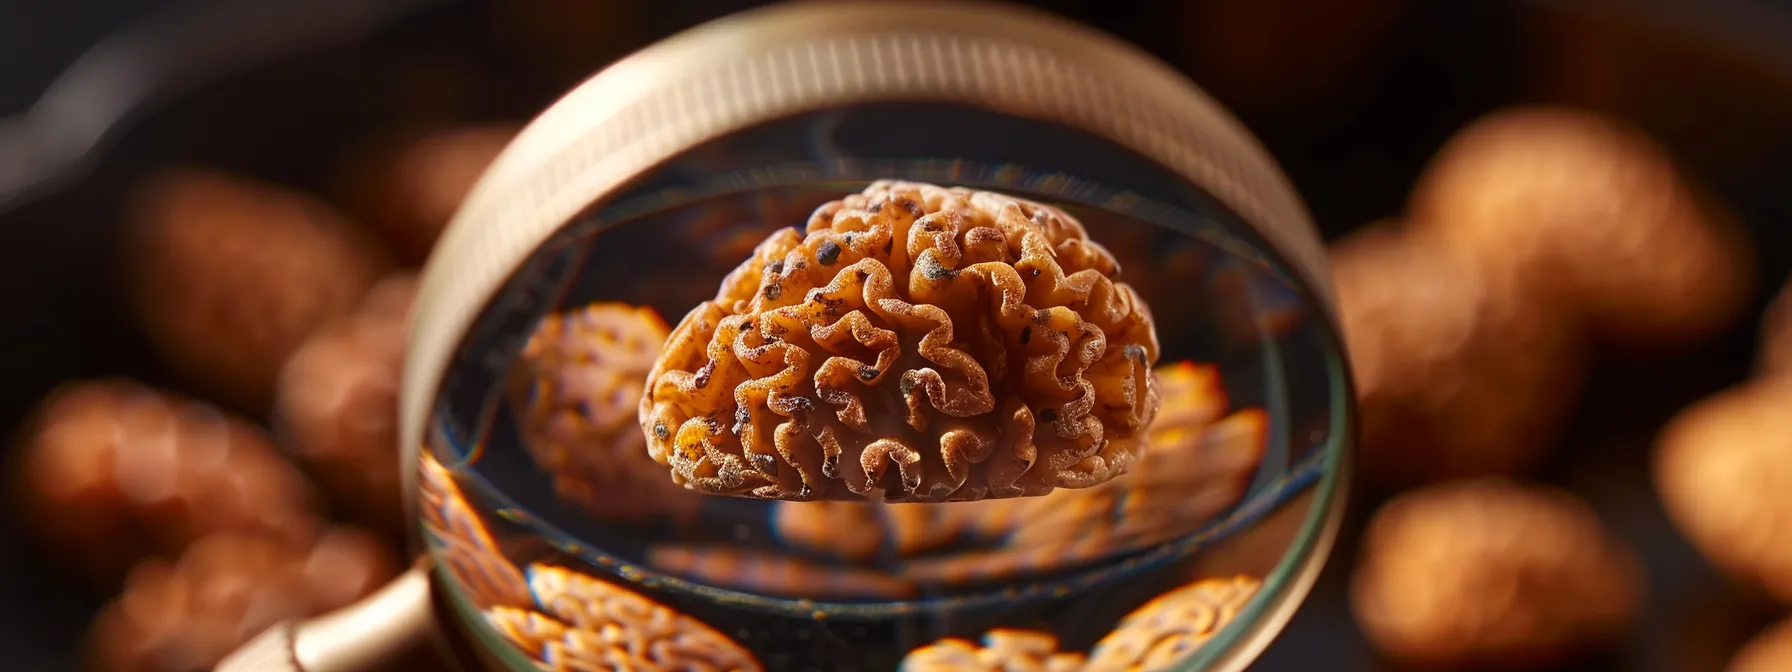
417, 103, 1348, 671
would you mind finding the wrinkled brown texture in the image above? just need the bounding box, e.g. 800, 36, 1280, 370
1332, 223, 1585, 490
525, 563, 762, 672
126, 168, 390, 413
341, 124, 520, 263
900, 629, 1086, 672
85, 528, 399, 672
1728, 618, 1792, 672
275, 272, 418, 537
513, 302, 706, 522
643, 181, 1160, 503
646, 546, 916, 599
1351, 479, 1641, 669
772, 360, 1251, 572
1084, 575, 1261, 672
418, 454, 533, 610
1757, 278, 1792, 377
1408, 106, 1754, 349
1654, 379, 1792, 604
13, 380, 320, 583
908, 404, 1266, 586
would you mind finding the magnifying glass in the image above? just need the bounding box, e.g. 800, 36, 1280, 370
223, 2, 1352, 670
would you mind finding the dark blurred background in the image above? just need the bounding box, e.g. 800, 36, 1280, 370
3, 1, 1791, 671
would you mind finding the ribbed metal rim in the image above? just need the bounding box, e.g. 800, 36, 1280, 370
399, 2, 1346, 669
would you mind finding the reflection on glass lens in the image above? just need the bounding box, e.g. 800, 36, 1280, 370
417, 138, 1343, 669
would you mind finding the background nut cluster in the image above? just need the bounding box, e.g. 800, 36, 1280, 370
641, 181, 1160, 503
1350, 479, 1641, 669
13, 380, 321, 583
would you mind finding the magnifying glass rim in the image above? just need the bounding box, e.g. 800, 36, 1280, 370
399, 1, 1354, 669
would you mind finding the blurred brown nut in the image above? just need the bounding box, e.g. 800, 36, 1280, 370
85, 527, 399, 672
1332, 223, 1585, 491
901, 628, 1086, 672
1756, 277, 1792, 377
1654, 379, 1792, 604
1084, 575, 1261, 672
526, 563, 763, 672
342, 125, 520, 264
646, 546, 917, 600
513, 302, 707, 523
1351, 479, 1642, 669
13, 380, 320, 583
1727, 618, 1792, 672
125, 168, 390, 413
642, 180, 1160, 503
1407, 106, 1754, 349
417, 453, 533, 611
274, 271, 418, 537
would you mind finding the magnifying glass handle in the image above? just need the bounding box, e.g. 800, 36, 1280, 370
217, 561, 439, 672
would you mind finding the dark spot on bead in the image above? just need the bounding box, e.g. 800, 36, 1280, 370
920, 256, 958, 281
767, 260, 784, 275
883, 238, 893, 254
859, 367, 879, 381
654, 423, 670, 440
764, 283, 783, 300
1038, 407, 1058, 422
869, 200, 885, 214
899, 377, 915, 395
1019, 326, 1032, 345
843, 232, 857, 245
899, 198, 923, 217
743, 321, 754, 332
1029, 267, 1041, 278
856, 269, 869, 282
797, 482, 815, 499
822, 454, 841, 478
921, 220, 941, 232
793, 260, 807, 271
1124, 343, 1147, 365
816, 240, 841, 266
693, 361, 716, 389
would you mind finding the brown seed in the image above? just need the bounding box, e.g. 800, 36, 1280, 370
642, 181, 1159, 503
125, 168, 389, 413
1332, 222, 1585, 490
1350, 478, 1641, 669
901, 628, 1086, 672
338, 125, 520, 264
1408, 106, 1754, 349
1085, 575, 1261, 672
84, 527, 399, 672
274, 271, 418, 537
525, 563, 762, 672
1756, 277, 1792, 377
13, 380, 320, 585
511, 302, 707, 523
1727, 618, 1792, 672
1654, 379, 1792, 604
416, 453, 532, 611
